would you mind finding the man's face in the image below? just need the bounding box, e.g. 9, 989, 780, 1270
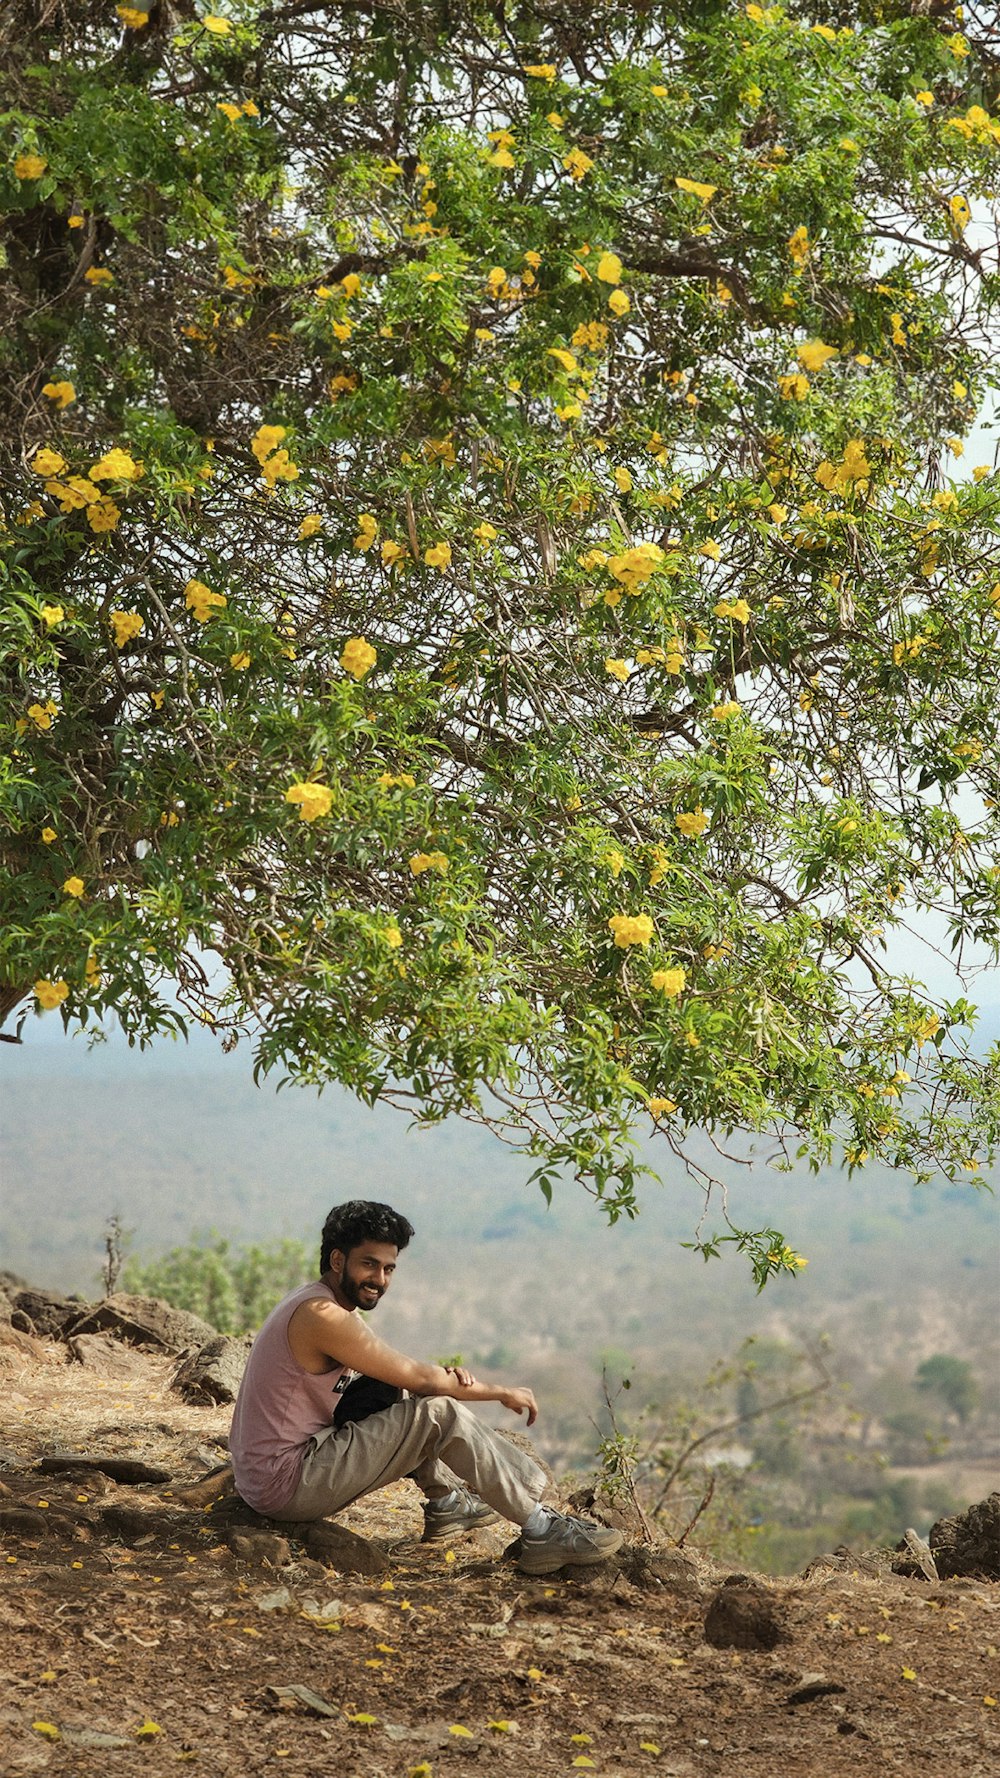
330, 1240, 398, 1312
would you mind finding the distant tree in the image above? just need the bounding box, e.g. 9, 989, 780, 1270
3, 4, 1000, 1276
915, 1353, 979, 1424
123, 1233, 311, 1333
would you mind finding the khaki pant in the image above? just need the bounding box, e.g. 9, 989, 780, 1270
273, 1394, 545, 1525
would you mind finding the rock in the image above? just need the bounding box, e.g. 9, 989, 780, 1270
892, 1526, 938, 1581
617, 1545, 705, 1595
304, 1520, 391, 1574
227, 1530, 292, 1567
65, 1293, 217, 1353
170, 1462, 236, 1507
67, 1332, 151, 1376
37, 1453, 171, 1484
0, 1321, 48, 1367
170, 1334, 253, 1405
786, 1674, 848, 1706
704, 1577, 789, 1651
567, 1482, 648, 1540
100, 1504, 199, 1547
929, 1493, 1000, 1581
12, 1286, 84, 1338
0, 1506, 52, 1537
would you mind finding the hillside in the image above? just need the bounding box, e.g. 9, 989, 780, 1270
1, 1334, 998, 1778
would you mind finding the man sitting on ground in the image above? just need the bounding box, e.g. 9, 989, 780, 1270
229, 1199, 623, 1575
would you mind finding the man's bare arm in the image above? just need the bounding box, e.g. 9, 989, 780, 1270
292, 1300, 538, 1425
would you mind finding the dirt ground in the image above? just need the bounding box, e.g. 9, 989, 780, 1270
1, 1342, 998, 1778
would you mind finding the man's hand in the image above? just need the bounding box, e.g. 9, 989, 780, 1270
498, 1386, 538, 1427
444, 1364, 477, 1388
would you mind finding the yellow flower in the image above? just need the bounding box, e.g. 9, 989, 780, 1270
563, 147, 595, 181
949, 193, 971, 233
34, 979, 69, 1010
298, 514, 323, 538
604, 847, 625, 879
260, 449, 298, 486
32, 448, 67, 478
217, 102, 243, 122
27, 700, 58, 730
713, 597, 751, 624
41, 380, 76, 409
378, 539, 406, 567
607, 289, 630, 317
409, 851, 449, 875
778, 373, 809, 401
14, 153, 47, 180
229, 651, 251, 670
608, 913, 655, 948
604, 658, 630, 682
62, 876, 85, 898
675, 808, 709, 837
797, 339, 838, 372
110, 610, 144, 648
607, 541, 664, 591
596, 251, 623, 285
340, 636, 377, 681
41, 827, 57, 844
488, 148, 515, 169
354, 512, 378, 551
546, 347, 578, 372
675, 176, 717, 203
87, 498, 120, 533
710, 700, 740, 720
84, 267, 114, 287
647, 1097, 677, 1116
89, 448, 141, 481
202, 14, 233, 35
472, 521, 497, 543
184, 578, 227, 622
767, 503, 788, 524
383, 924, 403, 949
699, 539, 721, 561
914, 90, 934, 106
40, 605, 64, 628
945, 33, 968, 57
650, 965, 686, 997
285, 781, 333, 822
523, 63, 557, 81
340, 272, 362, 298
613, 467, 633, 493
787, 225, 809, 269
85, 953, 102, 988
486, 266, 508, 294
424, 541, 452, 571
377, 772, 416, 790
251, 424, 285, 462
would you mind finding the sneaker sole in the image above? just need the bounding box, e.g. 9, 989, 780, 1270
421, 1510, 502, 1542
517, 1532, 624, 1575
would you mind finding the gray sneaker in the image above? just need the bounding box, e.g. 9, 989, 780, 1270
422, 1486, 501, 1541
517, 1509, 625, 1575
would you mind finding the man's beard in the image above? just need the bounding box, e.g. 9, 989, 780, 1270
341, 1274, 384, 1311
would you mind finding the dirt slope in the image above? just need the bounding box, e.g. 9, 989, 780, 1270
1, 1341, 998, 1778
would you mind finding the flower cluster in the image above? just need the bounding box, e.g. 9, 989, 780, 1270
608, 913, 655, 948
285, 781, 333, 822
185, 578, 227, 622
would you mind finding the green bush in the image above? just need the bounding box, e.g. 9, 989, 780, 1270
123, 1234, 311, 1334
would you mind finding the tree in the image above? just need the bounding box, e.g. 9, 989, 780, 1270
915, 1352, 978, 1424
2, 2, 999, 1278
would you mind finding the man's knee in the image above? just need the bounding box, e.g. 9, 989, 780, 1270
411, 1394, 474, 1435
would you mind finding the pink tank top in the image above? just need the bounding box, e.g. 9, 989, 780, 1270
229, 1281, 353, 1512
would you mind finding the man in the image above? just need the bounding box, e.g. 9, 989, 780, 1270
229, 1199, 624, 1575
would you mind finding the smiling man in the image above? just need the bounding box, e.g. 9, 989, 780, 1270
229, 1199, 623, 1575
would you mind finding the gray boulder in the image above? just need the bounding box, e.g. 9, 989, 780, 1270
170, 1334, 253, 1404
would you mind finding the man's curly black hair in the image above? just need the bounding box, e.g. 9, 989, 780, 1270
319, 1200, 415, 1273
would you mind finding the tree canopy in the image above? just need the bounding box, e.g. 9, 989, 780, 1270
3, 0, 999, 1277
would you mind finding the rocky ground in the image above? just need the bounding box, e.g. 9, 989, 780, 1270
1, 1300, 998, 1778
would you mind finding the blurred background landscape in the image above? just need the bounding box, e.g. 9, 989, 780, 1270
2, 1013, 997, 1574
